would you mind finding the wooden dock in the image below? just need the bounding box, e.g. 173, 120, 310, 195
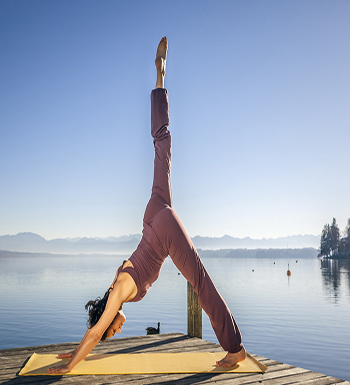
0, 333, 348, 384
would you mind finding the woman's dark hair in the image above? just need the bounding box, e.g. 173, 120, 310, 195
85, 288, 111, 341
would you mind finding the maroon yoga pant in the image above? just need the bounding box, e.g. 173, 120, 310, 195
118, 88, 243, 353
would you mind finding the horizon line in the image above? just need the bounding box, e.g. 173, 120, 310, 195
0, 231, 321, 241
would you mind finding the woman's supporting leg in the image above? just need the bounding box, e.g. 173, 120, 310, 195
153, 207, 245, 366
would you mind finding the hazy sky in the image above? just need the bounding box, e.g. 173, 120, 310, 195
1, 0, 349, 240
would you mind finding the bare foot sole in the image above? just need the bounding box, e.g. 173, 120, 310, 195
216, 346, 247, 368
155, 36, 167, 75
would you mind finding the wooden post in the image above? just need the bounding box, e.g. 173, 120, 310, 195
187, 281, 202, 338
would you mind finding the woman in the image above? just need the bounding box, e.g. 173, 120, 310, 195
48, 37, 245, 374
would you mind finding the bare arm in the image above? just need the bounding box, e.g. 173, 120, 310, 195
47, 272, 137, 374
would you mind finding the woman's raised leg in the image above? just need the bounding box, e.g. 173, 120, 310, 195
144, 38, 172, 225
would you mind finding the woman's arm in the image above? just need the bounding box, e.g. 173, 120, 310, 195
48, 272, 136, 374
55, 324, 91, 360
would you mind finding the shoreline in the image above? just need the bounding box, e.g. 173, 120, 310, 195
0, 248, 319, 259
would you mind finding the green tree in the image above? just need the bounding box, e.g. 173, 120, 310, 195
330, 218, 340, 256
344, 218, 350, 256
344, 218, 350, 239
320, 223, 331, 257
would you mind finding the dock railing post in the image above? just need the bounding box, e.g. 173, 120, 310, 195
187, 281, 202, 338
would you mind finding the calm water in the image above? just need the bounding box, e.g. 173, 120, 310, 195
1, 255, 350, 381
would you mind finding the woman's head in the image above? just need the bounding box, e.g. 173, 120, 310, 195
105, 310, 126, 339
85, 289, 126, 341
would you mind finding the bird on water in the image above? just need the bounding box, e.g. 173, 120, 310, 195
146, 322, 160, 335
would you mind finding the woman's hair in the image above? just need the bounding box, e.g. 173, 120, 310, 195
85, 288, 111, 341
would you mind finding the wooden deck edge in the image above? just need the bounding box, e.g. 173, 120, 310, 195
0, 333, 349, 384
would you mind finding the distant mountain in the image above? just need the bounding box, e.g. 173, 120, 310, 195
0, 232, 141, 254
192, 234, 320, 250
0, 232, 320, 254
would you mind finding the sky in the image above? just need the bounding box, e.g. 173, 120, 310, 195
1, 0, 349, 241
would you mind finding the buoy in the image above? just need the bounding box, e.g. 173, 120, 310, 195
287, 263, 291, 276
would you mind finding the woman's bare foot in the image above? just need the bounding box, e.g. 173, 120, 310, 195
155, 36, 167, 88
216, 346, 246, 368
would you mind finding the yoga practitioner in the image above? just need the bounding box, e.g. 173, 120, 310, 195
48, 37, 245, 374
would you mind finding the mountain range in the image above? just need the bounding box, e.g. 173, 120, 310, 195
0, 232, 320, 254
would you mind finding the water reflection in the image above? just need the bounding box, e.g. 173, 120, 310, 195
320, 258, 350, 303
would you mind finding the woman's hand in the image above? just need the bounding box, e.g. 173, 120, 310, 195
47, 363, 71, 375
57, 350, 76, 359
47, 350, 76, 374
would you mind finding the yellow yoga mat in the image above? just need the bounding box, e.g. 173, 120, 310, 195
19, 352, 267, 375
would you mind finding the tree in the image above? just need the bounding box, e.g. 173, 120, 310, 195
344, 218, 350, 256
320, 224, 331, 257
344, 218, 350, 239
330, 218, 340, 256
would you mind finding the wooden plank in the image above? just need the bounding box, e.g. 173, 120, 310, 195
295, 378, 350, 385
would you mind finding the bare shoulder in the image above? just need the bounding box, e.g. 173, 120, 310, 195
113, 270, 137, 302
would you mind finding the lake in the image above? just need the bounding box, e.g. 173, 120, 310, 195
0, 254, 350, 381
